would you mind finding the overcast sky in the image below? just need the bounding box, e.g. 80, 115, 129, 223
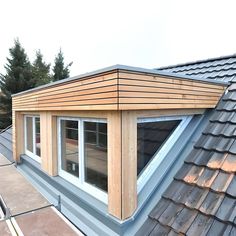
1, 0, 236, 76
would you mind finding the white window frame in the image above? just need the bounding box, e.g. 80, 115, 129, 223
58, 117, 108, 203
24, 115, 41, 163
137, 115, 192, 193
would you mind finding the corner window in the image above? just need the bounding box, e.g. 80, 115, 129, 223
137, 116, 192, 192
25, 116, 41, 162
58, 118, 107, 202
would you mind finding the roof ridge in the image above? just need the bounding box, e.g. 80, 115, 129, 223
157, 54, 236, 70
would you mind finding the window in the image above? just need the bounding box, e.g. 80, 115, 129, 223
25, 116, 41, 162
137, 116, 192, 192
58, 117, 107, 202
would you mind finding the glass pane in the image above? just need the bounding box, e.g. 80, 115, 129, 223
84, 122, 96, 132
137, 120, 181, 176
84, 121, 108, 192
26, 117, 33, 153
61, 120, 79, 177
35, 117, 41, 157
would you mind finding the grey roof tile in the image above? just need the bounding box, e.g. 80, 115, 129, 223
229, 140, 236, 154
196, 168, 218, 188
199, 191, 224, 215
226, 176, 236, 197
203, 122, 236, 137
185, 149, 215, 166
222, 225, 233, 236
210, 111, 236, 124
186, 213, 213, 236
158, 202, 183, 226
164, 181, 193, 204
182, 165, 204, 184
171, 208, 197, 234
215, 196, 236, 222
184, 186, 208, 209
136, 218, 157, 236
230, 226, 236, 235
149, 222, 170, 236
221, 154, 236, 172
211, 172, 234, 192
195, 135, 234, 153
206, 219, 228, 236
206, 152, 227, 169
149, 198, 171, 220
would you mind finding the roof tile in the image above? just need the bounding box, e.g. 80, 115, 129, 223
199, 191, 224, 215
221, 154, 236, 172
207, 152, 227, 169
184, 186, 208, 209
185, 149, 215, 166
196, 168, 218, 188
158, 202, 183, 226
149, 198, 170, 220
186, 213, 213, 236
211, 172, 234, 192
215, 196, 236, 222
206, 219, 228, 236
226, 176, 236, 197
149, 222, 170, 236
182, 165, 204, 184
171, 208, 197, 234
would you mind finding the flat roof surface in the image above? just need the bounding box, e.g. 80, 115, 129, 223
0, 220, 12, 235
0, 164, 50, 216
0, 155, 84, 235
0, 154, 11, 165
14, 206, 82, 236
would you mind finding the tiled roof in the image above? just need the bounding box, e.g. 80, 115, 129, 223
158, 54, 236, 82
140, 55, 236, 235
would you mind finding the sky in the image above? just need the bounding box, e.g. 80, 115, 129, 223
1, 0, 236, 77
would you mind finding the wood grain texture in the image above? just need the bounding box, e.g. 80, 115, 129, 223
107, 111, 122, 219
13, 111, 25, 162
12, 69, 226, 111
121, 111, 137, 219
40, 112, 58, 176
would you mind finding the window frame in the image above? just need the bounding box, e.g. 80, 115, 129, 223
137, 115, 192, 193
24, 115, 41, 163
57, 117, 108, 203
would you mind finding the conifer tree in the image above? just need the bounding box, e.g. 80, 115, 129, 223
52, 49, 72, 81
32, 50, 52, 86
0, 39, 34, 128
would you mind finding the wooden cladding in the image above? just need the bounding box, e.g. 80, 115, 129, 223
12, 69, 226, 111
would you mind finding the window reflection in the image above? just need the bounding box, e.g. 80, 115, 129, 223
84, 122, 108, 192
137, 120, 181, 176
61, 120, 79, 177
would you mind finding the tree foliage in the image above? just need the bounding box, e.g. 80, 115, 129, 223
0, 39, 34, 128
52, 49, 72, 81
32, 50, 52, 86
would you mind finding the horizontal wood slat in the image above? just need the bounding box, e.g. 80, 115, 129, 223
12, 69, 226, 111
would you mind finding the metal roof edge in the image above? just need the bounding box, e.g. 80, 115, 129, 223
12, 64, 228, 98
156, 53, 236, 70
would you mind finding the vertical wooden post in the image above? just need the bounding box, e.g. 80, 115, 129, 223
108, 111, 137, 220
13, 111, 24, 163
41, 112, 58, 176
121, 111, 137, 219
108, 111, 122, 218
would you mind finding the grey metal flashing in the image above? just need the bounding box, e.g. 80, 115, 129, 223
157, 54, 236, 70
12, 64, 228, 98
